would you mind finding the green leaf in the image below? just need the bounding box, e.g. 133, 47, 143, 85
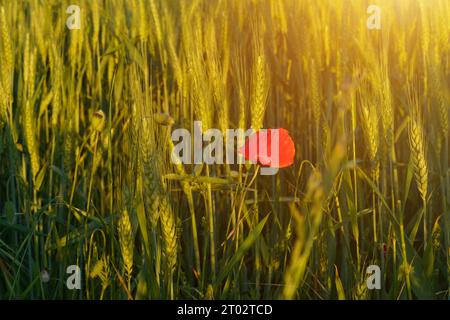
334, 266, 346, 300
215, 215, 269, 288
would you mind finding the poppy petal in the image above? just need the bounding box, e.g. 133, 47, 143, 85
239, 128, 295, 169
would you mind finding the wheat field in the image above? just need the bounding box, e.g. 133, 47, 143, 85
0, 0, 449, 300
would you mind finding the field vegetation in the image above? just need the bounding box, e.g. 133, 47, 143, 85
0, 0, 449, 299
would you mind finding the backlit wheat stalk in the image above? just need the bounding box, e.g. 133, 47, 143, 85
118, 209, 134, 281
409, 117, 428, 203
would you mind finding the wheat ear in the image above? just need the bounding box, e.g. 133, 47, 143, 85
409, 117, 428, 203
159, 196, 177, 270
118, 209, 134, 280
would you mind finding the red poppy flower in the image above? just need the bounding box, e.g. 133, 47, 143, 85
239, 128, 295, 168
